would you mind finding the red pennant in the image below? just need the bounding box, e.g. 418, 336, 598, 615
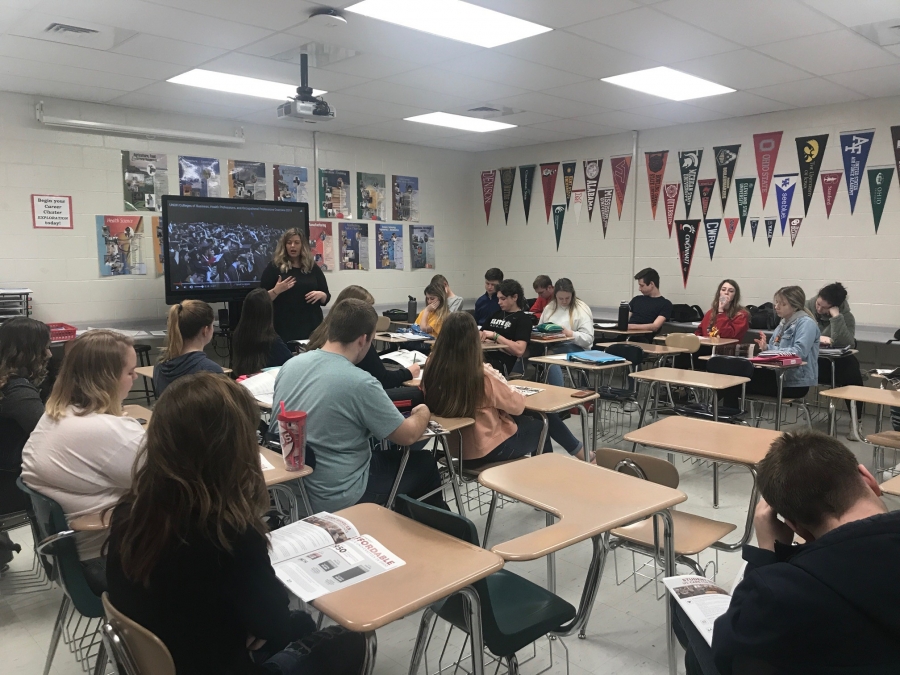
480, 170, 495, 225
753, 131, 783, 208
724, 218, 738, 242
663, 183, 680, 238
789, 217, 802, 246
610, 155, 632, 219
645, 150, 668, 219
675, 219, 700, 288
820, 171, 842, 218
698, 178, 716, 218
540, 162, 559, 223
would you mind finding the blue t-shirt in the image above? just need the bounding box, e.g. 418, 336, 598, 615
269, 350, 404, 512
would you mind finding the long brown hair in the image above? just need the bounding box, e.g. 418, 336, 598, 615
0, 317, 50, 399
113, 373, 268, 587
45, 330, 134, 420
160, 300, 214, 362
547, 277, 590, 326
273, 227, 314, 274
232, 288, 278, 377
422, 312, 484, 418
306, 285, 375, 350
710, 279, 746, 320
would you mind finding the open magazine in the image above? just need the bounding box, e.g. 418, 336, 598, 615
270, 512, 405, 602
664, 563, 746, 646
239, 369, 279, 408
380, 349, 427, 369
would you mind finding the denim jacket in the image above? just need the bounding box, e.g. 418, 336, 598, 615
770, 312, 820, 387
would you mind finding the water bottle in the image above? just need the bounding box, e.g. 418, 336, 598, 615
617, 302, 630, 331
407, 295, 417, 323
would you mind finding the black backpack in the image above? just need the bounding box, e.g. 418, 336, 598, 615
747, 303, 777, 330
670, 304, 704, 322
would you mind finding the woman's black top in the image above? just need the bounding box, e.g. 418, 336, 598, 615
260, 263, 331, 342
0, 377, 44, 473
356, 345, 413, 390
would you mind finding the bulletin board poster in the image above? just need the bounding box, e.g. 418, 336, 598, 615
178, 156, 220, 198
96, 215, 146, 277
151, 216, 164, 277
409, 225, 435, 270
358, 172, 386, 220
31, 194, 73, 229
376, 223, 404, 270
319, 169, 351, 219
228, 160, 266, 200
274, 165, 309, 203
122, 151, 167, 211
392, 175, 419, 222
339, 222, 369, 270
309, 220, 335, 272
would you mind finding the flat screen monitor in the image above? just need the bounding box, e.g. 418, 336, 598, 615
161, 195, 309, 304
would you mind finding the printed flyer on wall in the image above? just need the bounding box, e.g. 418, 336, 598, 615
309, 221, 335, 271
96, 215, 146, 276
409, 225, 435, 269
228, 160, 266, 200
274, 165, 309, 203
319, 169, 351, 219
392, 175, 419, 222
151, 216, 163, 276
358, 172, 386, 220
376, 223, 403, 269
178, 156, 220, 198
339, 222, 369, 270
122, 151, 168, 211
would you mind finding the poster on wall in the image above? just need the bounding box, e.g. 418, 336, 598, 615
309, 221, 335, 271
820, 171, 842, 218
228, 160, 266, 200
273, 165, 309, 203
646, 150, 668, 219
583, 159, 601, 222
481, 170, 496, 225
678, 149, 703, 217
703, 219, 721, 259
795, 135, 827, 214
31, 194, 72, 229
519, 165, 536, 223
392, 175, 419, 222
663, 183, 679, 238
540, 162, 559, 223
774, 174, 798, 235
868, 166, 894, 233
598, 188, 613, 238
376, 223, 404, 269
319, 169, 351, 219
151, 216, 163, 277
409, 225, 436, 270
753, 131, 783, 208
698, 178, 716, 219
713, 145, 740, 211
840, 129, 875, 214
339, 222, 369, 270
562, 161, 576, 207
610, 154, 632, 220
552, 204, 566, 251
675, 219, 700, 287
734, 178, 755, 235
358, 172, 386, 221
96, 215, 146, 276
122, 152, 167, 211
178, 156, 220, 198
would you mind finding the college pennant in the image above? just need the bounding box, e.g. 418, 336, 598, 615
750, 218, 759, 241
840, 129, 875, 213
724, 218, 739, 242
795, 134, 828, 215
663, 183, 680, 238
753, 131, 783, 208
789, 217, 803, 246
698, 178, 716, 218
675, 219, 701, 288
704, 219, 721, 259
891, 127, 900, 190
765, 218, 776, 247
540, 162, 560, 223
519, 164, 536, 223
480, 170, 496, 225
570, 189, 584, 225
562, 161, 577, 207
646, 150, 668, 219
678, 149, 703, 217
820, 171, 842, 218
734, 177, 755, 235
774, 173, 798, 234
583, 159, 602, 222
552, 204, 566, 251
713, 144, 740, 211
499, 167, 515, 224
598, 188, 614, 238
611, 155, 632, 219
868, 166, 894, 233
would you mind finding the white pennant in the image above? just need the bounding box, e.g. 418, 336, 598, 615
570, 189, 585, 226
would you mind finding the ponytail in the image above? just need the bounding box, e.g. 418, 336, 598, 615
159, 300, 214, 362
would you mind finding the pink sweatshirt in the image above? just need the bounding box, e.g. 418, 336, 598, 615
460, 365, 526, 460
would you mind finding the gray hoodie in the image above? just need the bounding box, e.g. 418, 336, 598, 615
806, 298, 856, 347
153, 352, 223, 396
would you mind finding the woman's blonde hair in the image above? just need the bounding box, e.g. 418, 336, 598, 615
306, 285, 375, 350
273, 227, 314, 274
547, 277, 590, 326
424, 282, 449, 326
160, 300, 214, 362
775, 285, 815, 320
423, 312, 484, 418
46, 330, 134, 420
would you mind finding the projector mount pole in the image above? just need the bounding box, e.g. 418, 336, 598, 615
297, 54, 316, 102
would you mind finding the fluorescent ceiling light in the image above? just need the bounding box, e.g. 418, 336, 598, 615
405, 112, 515, 132
345, 0, 550, 48
602, 67, 734, 101
167, 69, 325, 100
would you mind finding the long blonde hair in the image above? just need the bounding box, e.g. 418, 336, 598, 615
46, 330, 134, 420
547, 277, 590, 326
423, 313, 484, 418
424, 282, 449, 326
775, 285, 815, 320
306, 285, 374, 350
160, 300, 214, 362
273, 227, 314, 274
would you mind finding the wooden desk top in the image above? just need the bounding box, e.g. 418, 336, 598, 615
528, 353, 630, 372
594, 326, 653, 336
123, 405, 152, 426
820, 385, 900, 407
480, 342, 506, 351
625, 416, 781, 465
629, 367, 749, 390
596, 341, 689, 355
312, 503, 503, 631
515, 380, 600, 413
479, 453, 685, 561
880, 474, 900, 497
818, 349, 859, 359
529, 334, 571, 344
260, 446, 312, 485
374, 332, 434, 345
430, 416, 475, 434
654, 335, 739, 346
136, 364, 232, 377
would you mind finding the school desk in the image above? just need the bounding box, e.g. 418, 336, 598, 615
653, 335, 739, 354
514, 380, 600, 460
821, 385, 900, 443
629, 367, 750, 428
122, 404, 152, 426
879, 474, 900, 497
594, 326, 654, 339
595, 341, 690, 367
373, 331, 434, 346
528, 333, 571, 356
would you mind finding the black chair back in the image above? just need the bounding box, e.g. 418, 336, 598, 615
707, 355, 754, 379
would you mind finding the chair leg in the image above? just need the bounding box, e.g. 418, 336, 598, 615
92, 642, 107, 675
408, 608, 436, 675
482, 491, 498, 548
43, 595, 69, 675
506, 654, 521, 675
801, 403, 812, 430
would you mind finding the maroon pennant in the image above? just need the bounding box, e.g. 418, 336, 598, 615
480, 170, 495, 225
698, 178, 716, 218
663, 183, 680, 238
598, 188, 614, 238
789, 217, 803, 246
646, 150, 668, 219
820, 171, 842, 219
610, 155, 632, 220
675, 219, 701, 288
583, 159, 602, 222
540, 162, 560, 223
724, 217, 738, 243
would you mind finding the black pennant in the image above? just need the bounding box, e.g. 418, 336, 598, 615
795, 134, 828, 215
678, 149, 703, 217
499, 167, 515, 224
519, 165, 536, 223
713, 144, 740, 211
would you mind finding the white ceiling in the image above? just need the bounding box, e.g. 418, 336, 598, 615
4, 0, 900, 151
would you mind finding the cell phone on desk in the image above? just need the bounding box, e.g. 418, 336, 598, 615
571, 389, 593, 398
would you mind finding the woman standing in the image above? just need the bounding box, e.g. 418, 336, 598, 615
696, 279, 750, 341
232, 288, 292, 378
260, 228, 331, 342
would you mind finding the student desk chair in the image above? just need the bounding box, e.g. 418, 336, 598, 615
821, 385, 900, 441
653, 334, 738, 354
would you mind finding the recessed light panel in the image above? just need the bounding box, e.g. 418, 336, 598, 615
168, 69, 325, 100
405, 112, 516, 132
602, 67, 734, 101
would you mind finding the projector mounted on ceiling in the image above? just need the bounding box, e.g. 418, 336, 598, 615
277, 53, 336, 123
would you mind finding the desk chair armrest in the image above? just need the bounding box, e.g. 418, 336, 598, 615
36, 529, 77, 556
613, 459, 648, 480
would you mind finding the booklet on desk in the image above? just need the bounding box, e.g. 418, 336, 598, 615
749, 351, 802, 366
239, 369, 279, 408
664, 564, 746, 646
270, 512, 405, 602
381, 349, 427, 369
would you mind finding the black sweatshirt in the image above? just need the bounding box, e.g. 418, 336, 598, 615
260, 263, 331, 342
356, 344, 413, 390
0, 377, 44, 473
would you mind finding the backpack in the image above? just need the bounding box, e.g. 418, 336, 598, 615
748, 303, 777, 330
382, 308, 409, 322
670, 304, 704, 322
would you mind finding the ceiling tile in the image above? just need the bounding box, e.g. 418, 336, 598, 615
567, 7, 742, 62
340, 122, 455, 145
200, 52, 367, 91
756, 30, 900, 76
466, 0, 640, 29
800, 0, 900, 28
674, 49, 812, 89
577, 110, 673, 130
0, 73, 128, 103
365, 119, 467, 139
112, 34, 227, 67
337, 80, 479, 112
119, 81, 272, 112
320, 53, 419, 80
385, 68, 529, 101
748, 78, 864, 107
451, 110, 560, 126
529, 118, 624, 137
543, 80, 665, 110
681, 90, 794, 115
315, 92, 430, 119
418, 136, 507, 152
629, 101, 731, 123
825, 64, 900, 97
488, 126, 582, 145
438, 51, 590, 91
107, 90, 257, 119
0, 54, 155, 92
141, 0, 320, 31
489, 91, 610, 118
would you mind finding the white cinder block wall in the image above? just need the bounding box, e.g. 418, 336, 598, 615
0, 91, 476, 324
472, 95, 900, 327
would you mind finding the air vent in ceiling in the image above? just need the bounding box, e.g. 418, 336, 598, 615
852, 19, 900, 47
11, 13, 134, 50
469, 106, 500, 112
465, 106, 520, 119
45, 23, 99, 35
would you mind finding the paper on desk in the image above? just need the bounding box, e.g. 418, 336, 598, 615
150, 330, 167, 337
260, 454, 275, 471
538, 353, 572, 361
87, 327, 150, 338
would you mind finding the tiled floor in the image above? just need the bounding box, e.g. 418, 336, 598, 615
2, 402, 897, 675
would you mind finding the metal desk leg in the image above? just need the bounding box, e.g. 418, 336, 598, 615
439, 435, 465, 516
713, 394, 719, 509
632, 381, 656, 452
848, 400, 862, 442
457, 587, 486, 675
386, 446, 412, 509
654, 510, 677, 675
551, 532, 608, 639
592, 370, 602, 455
536, 413, 549, 455
408, 608, 435, 675
296, 477, 313, 518
829, 397, 837, 436
363, 631, 378, 675
775, 370, 784, 431
546, 512, 556, 593
577, 404, 591, 463
713, 465, 759, 552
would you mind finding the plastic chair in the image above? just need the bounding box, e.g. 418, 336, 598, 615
101, 593, 175, 675
132, 344, 155, 405
598, 343, 644, 400
375, 315, 391, 332
398, 495, 576, 675
665, 333, 701, 369
674, 356, 752, 424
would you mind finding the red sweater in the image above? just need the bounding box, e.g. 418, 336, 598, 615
529, 295, 549, 315
696, 309, 749, 340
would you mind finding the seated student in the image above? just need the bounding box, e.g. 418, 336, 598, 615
431, 274, 464, 313
481, 278, 533, 376
106, 373, 365, 675
231, 288, 293, 378
696, 279, 750, 342
307, 285, 422, 404
539, 278, 595, 387
528, 274, 554, 316
474, 267, 503, 326
675, 431, 900, 675
21, 330, 144, 592
628, 267, 673, 341
271, 299, 444, 512
808, 282, 864, 408
154, 299, 223, 395
752, 286, 820, 399
415, 282, 449, 338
